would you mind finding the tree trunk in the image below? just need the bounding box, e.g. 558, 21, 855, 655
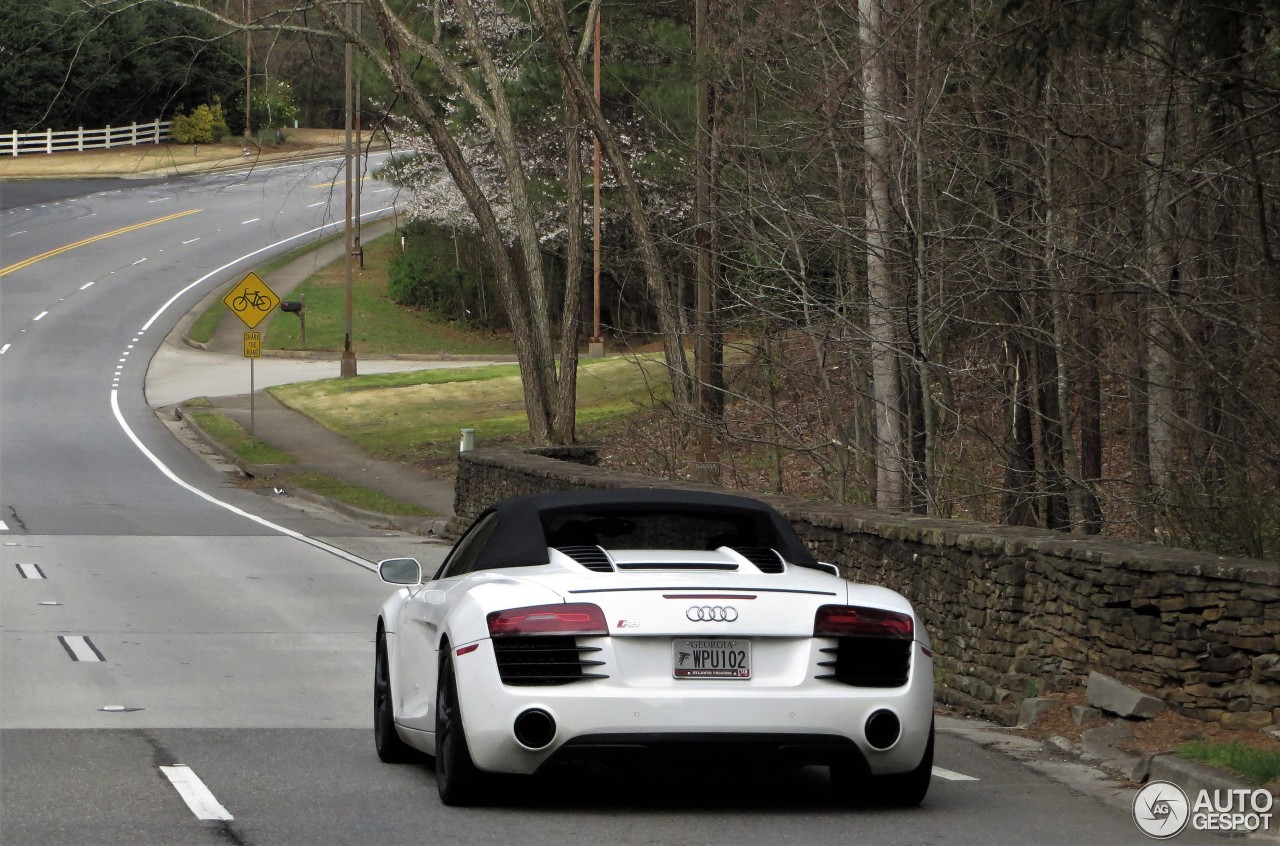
1142, 18, 1179, 519
861, 0, 905, 508
1002, 342, 1039, 527
357, 0, 560, 440
529, 0, 693, 410
552, 61, 586, 445
1078, 285, 1104, 535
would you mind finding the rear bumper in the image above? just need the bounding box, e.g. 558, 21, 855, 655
453, 638, 934, 776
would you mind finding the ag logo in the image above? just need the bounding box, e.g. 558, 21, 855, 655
1133, 781, 1189, 839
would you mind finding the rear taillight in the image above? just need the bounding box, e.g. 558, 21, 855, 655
487, 603, 608, 637
814, 605, 913, 639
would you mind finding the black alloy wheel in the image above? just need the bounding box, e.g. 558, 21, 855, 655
374, 630, 414, 763
435, 652, 486, 805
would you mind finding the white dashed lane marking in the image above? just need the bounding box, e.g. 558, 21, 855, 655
16, 563, 45, 579
161, 766, 234, 821
58, 635, 105, 662
932, 766, 979, 782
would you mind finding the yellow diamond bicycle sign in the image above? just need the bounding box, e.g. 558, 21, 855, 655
223, 271, 280, 329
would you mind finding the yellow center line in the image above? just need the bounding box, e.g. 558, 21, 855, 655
0, 209, 203, 278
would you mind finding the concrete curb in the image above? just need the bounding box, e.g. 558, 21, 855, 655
1147, 755, 1280, 843
1148, 751, 1250, 795
1030, 719, 1280, 842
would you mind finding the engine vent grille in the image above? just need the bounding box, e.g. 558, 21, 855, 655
730, 546, 785, 573
816, 636, 911, 687
493, 636, 607, 686
556, 545, 614, 572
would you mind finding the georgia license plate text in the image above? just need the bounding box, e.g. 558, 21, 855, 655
672, 639, 751, 679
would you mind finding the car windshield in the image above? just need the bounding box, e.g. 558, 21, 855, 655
542, 509, 764, 551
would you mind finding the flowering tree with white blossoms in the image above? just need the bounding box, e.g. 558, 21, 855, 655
116, 0, 694, 443
326, 0, 693, 443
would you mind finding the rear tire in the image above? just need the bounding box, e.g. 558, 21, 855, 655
832, 719, 933, 807
435, 653, 486, 806
374, 630, 414, 763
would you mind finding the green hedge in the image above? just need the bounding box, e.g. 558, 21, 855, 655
386, 222, 503, 330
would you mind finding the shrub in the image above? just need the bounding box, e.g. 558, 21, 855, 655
209, 98, 230, 141
170, 101, 229, 144
170, 111, 194, 143
386, 223, 504, 330
229, 79, 301, 134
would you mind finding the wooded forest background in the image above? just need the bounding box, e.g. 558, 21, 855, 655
10, 0, 1279, 560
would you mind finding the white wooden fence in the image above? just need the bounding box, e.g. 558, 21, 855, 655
1, 119, 171, 156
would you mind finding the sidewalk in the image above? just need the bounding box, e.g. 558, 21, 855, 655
147, 217, 505, 532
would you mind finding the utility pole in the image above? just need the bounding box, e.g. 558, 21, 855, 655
340, 0, 357, 378
353, 2, 363, 270
693, 0, 718, 481
243, 0, 251, 153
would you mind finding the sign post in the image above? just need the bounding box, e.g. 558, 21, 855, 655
224, 272, 279, 440
244, 331, 262, 436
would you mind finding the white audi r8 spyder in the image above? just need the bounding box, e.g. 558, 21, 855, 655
373, 488, 935, 806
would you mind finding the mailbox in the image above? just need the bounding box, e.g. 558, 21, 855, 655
280, 300, 304, 313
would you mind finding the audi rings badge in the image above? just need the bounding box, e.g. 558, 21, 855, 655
687, 605, 738, 622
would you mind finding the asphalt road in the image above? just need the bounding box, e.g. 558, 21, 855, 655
1, 177, 170, 210
0, 166, 1222, 845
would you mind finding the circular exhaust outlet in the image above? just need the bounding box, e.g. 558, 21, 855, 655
513, 708, 556, 750
864, 709, 901, 750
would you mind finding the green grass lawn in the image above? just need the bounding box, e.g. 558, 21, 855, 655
270, 355, 669, 462
265, 233, 515, 356
184, 406, 435, 516
285, 470, 435, 516
1179, 740, 1280, 787
186, 410, 295, 465
183, 220, 671, 515
184, 355, 668, 517
189, 230, 517, 356
188, 232, 347, 345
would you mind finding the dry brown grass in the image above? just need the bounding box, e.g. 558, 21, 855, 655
1002, 691, 1280, 793
0, 129, 376, 179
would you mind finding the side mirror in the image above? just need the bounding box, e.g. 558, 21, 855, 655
280, 300, 304, 313
378, 557, 422, 586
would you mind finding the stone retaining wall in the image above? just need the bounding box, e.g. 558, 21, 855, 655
453, 448, 1280, 728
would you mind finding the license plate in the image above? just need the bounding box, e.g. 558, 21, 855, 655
672, 638, 751, 679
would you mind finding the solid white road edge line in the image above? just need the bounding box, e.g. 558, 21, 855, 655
931, 766, 979, 781
111, 389, 374, 573
160, 766, 234, 821
114, 208, 396, 573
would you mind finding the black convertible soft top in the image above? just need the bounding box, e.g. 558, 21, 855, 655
465, 488, 819, 571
